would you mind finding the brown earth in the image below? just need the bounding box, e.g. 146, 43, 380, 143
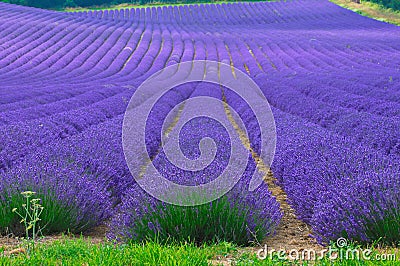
0, 225, 107, 252
221, 90, 323, 256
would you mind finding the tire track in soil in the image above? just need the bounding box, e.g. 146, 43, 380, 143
220, 87, 322, 253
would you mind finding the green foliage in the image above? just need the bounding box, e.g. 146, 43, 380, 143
73, 0, 109, 7
0, 237, 397, 265
0, 0, 265, 9
0, 190, 96, 236
126, 196, 269, 246
364, 211, 400, 246
1, 0, 64, 8
0, 237, 222, 265
363, 0, 400, 10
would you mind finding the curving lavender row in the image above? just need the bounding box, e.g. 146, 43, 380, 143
0, 0, 399, 245
111, 81, 282, 243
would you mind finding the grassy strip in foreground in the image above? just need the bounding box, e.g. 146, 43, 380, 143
330, 0, 400, 25
0, 237, 233, 265
0, 237, 398, 265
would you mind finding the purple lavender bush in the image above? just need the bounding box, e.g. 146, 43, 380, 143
312, 166, 400, 245
111, 88, 282, 245
108, 175, 282, 246
271, 107, 400, 246
0, 157, 112, 236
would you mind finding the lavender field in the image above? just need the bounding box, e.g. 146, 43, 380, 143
0, 0, 399, 247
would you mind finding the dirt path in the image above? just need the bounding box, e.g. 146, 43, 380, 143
220, 90, 322, 254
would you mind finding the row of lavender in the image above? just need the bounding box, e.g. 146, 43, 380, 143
1, 0, 398, 84
0, 0, 399, 245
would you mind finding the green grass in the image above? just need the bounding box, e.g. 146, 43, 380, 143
0, 237, 235, 266
0, 237, 398, 265
235, 241, 399, 265
235, 253, 399, 265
